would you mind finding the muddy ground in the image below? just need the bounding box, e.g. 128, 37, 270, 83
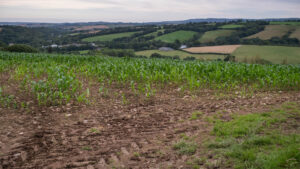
0, 75, 300, 169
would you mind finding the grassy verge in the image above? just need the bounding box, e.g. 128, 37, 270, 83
207, 102, 300, 169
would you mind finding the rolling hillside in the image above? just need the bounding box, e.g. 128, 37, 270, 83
82, 31, 139, 42
245, 25, 295, 40
199, 30, 235, 43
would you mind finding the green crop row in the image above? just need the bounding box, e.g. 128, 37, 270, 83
0, 51, 299, 105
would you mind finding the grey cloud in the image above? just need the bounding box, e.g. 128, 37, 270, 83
0, 0, 299, 22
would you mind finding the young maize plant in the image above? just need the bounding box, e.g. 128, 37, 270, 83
0, 51, 299, 106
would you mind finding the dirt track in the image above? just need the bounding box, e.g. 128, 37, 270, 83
1, 78, 300, 168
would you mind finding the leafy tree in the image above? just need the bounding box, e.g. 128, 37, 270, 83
4, 44, 38, 53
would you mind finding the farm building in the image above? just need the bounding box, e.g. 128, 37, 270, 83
180, 45, 187, 49
50, 44, 58, 48
158, 47, 174, 51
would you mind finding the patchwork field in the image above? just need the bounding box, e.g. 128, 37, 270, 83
219, 24, 244, 29
233, 45, 300, 64
141, 45, 300, 64
135, 50, 225, 60
82, 31, 139, 42
155, 30, 198, 43
199, 30, 235, 43
184, 45, 241, 54
245, 25, 295, 40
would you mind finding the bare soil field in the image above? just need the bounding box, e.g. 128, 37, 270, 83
184, 45, 241, 54
1, 72, 299, 169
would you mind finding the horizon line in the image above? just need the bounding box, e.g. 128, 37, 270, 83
0, 17, 300, 24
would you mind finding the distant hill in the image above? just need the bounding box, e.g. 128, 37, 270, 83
1, 18, 299, 28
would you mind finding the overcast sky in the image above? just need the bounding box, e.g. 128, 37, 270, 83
0, 0, 299, 23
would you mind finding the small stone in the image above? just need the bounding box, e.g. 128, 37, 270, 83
181, 155, 188, 161
97, 158, 108, 167
65, 114, 72, 117
87, 165, 94, 169
121, 147, 129, 155
14, 153, 20, 157
20, 151, 27, 161
33, 145, 39, 152
183, 95, 189, 99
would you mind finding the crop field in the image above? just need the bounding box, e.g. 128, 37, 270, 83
199, 30, 235, 43
154, 30, 198, 43
219, 24, 244, 29
135, 50, 225, 60
0, 52, 299, 168
82, 31, 139, 42
233, 45, 300, 64
270, 21, 300, 25
184, 45, 241, 54
290, 27, 300, 40
245, 25, 295, 40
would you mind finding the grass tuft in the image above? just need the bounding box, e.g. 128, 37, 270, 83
173, 140, 197, 155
